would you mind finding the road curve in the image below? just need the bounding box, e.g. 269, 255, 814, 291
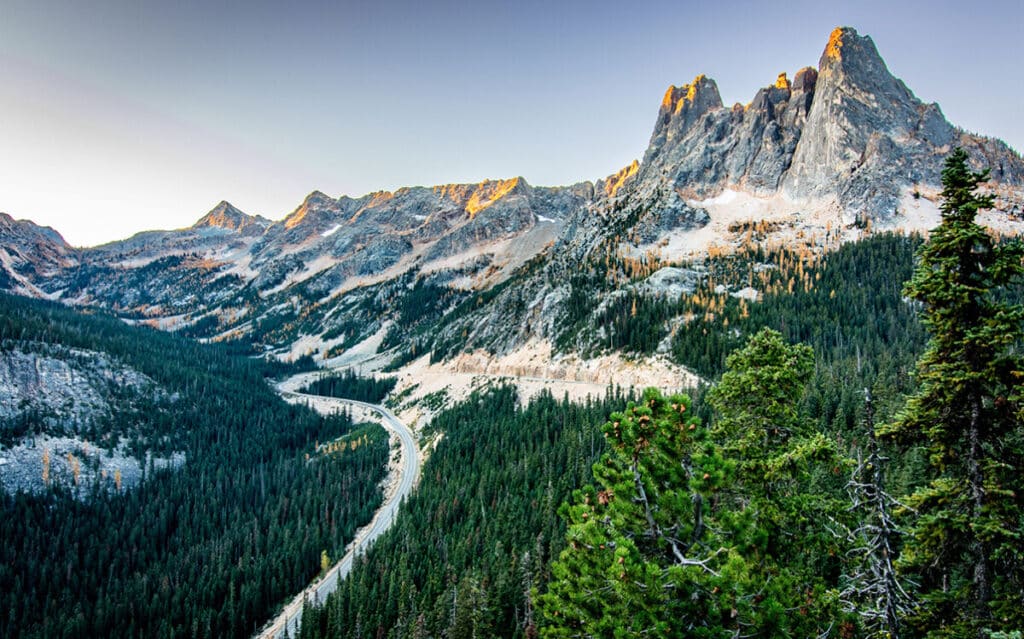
255, 390, 420, 639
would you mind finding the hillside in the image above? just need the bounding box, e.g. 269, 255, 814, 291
0, 293, 389, 638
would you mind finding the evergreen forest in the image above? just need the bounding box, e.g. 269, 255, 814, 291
300, 370, 398, 404
0, 294, 390, 638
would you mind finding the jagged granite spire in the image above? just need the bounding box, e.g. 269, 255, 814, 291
782, 27, 955, 214
623, 26, 1024, 221
631, 62, 818, 205
645, 75, 723, 165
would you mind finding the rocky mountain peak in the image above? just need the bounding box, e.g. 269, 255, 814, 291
283, 190, 340, 230
191, 201, 265, 235
620, 25, 1022, 223
0, 213, 77, 293
601, 160, 640, 198
0, 213, 70, 249
791, 66, 818, 93
302, 190, 336, 208
659, 75, 722, 115
651, 75, 723, 149
782, 26, 960, 215
817, 27, 904, 101
465, 177, 529, 218
823, 27, 874, 65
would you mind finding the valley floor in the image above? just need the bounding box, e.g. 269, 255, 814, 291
255, 384, 420, 639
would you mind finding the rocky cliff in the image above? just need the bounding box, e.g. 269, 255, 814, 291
0, 341, 180, 496
0, 213, 78, 296
625, 27, 1023, 225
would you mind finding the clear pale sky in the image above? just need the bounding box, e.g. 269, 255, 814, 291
1, 0, 1021, 247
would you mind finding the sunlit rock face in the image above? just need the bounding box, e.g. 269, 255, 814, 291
622, 26, 1023, 223
192, 201, 270, 236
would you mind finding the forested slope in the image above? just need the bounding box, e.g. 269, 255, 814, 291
296, 386, 627, 639
0, 294, 390, 638
295, 230, 983, 639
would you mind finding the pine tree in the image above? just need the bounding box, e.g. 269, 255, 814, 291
536, 388, 730, 638
539, 330, 846, 638
706, 327, 845, 638
879, 148, 1024, 637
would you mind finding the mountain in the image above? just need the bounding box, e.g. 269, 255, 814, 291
0, 213, 78, 296
2, 26, 1022, 373
0, 292, 390, 638
628, 27, 1023, 224
6, 26, 1024, 639
191, 200, 270, 235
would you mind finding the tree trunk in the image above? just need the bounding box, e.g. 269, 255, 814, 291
968, 393, 991, 627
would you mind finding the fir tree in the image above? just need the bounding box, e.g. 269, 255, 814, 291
879, 148, 1024, 637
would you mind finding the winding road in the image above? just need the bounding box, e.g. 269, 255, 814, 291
255, 387, 420, 639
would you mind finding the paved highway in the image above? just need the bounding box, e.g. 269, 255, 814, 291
255, 389, 420, 639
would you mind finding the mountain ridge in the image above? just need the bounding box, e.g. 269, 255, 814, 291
2, 25, 1023, 369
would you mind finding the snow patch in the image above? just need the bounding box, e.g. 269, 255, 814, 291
640, 190, 845, 259
689, 189, 739, 208
731, 287, 760, 301
321, 224, 342, 238
883, 189, 942, 234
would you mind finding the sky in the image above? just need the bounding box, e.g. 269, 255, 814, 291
1, 0, 1022, 247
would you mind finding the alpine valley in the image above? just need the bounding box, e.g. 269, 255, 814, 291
2, 26, 1024, 639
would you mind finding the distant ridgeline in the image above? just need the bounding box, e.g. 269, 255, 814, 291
1, 29, 1022, 367
0, 293, 389, 639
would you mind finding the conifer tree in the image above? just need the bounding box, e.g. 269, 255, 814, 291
539, 330, 845, 638
537, 388, 730, 638
839, 389, 916, 639
706, 327, 844, 638
879, 148, 1024, 637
